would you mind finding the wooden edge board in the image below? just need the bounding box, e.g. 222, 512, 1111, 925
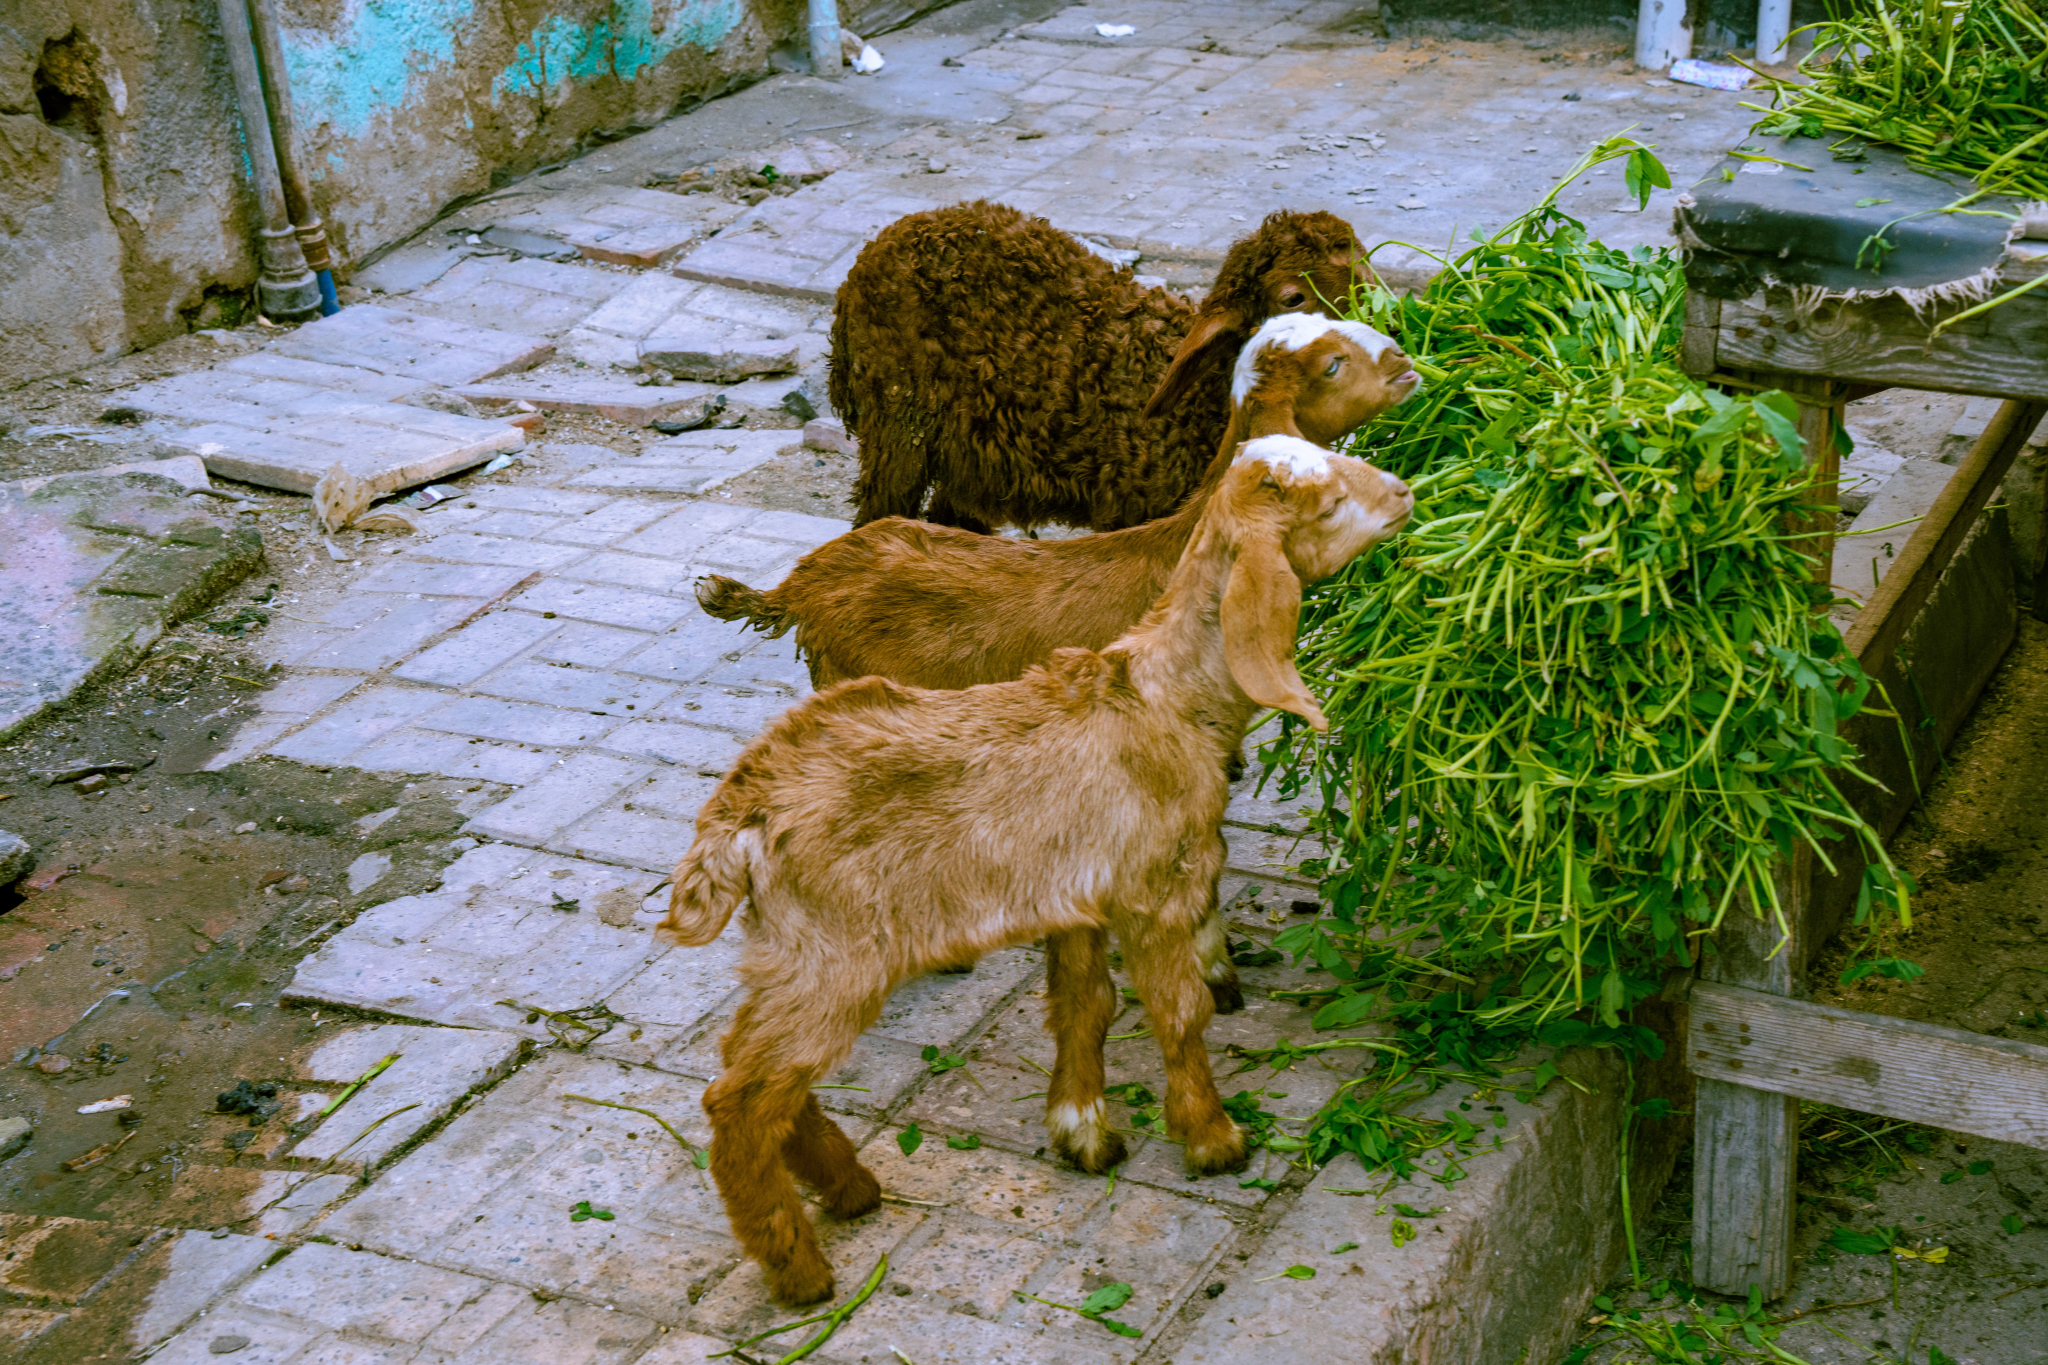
1688, 981, 2048, 1150
1844, 398, 2048, 676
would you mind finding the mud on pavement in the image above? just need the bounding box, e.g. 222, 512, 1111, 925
0, 613, 504, 1358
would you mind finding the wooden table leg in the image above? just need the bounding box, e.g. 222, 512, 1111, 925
1691, 374, 1839, 1300
1692, 852, 1808, 1299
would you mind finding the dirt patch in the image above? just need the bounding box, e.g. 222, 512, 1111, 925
702, 439, 859, 520
1574, 622, 2048, 1363
0, 636, 501, 1241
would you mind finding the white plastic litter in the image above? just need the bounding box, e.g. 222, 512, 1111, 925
1667, 58, 1751, 91
77, 1096, 132, 1114
851, 43, 885, 74
479, 452, 522, 475
1095, 23, 1136, 37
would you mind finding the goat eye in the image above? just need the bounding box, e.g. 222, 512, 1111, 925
1323, 356, 1342, 377
1318, 501, 1342, 520
1281, 290, 1306, 307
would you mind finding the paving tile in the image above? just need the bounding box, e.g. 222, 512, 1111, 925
530, 620, 654, 668
269, 304, 554, 385
287, 595, 490, 672
263, 684, 449, 766
871, 948, 1041, 1047
553, 807, 694, 871
613, 612, 760, 685
452, 374, 722, 426
465, 487, 618, 515
352, 558, 534, 598
593, 719, 746, 771
255, 671, 365, 718
318, 1052, 740, 1323
470, 661, 675, 717
745, 508, 852, 547
417, 694, 623, 747
465, 753, 654, 843
411, 531, 589, 570
576, 273, 702, 338
565, 465, 747, 495
345, 728, 560, 785
612, 501, 759, 558
540, 497, 673, 546
510, 579, 692, 632
404, 255, 630, 337
653, 684, 792, 737
393, 611, 563, 686
555, 550, 698, 595
289, 1023, 525, 1168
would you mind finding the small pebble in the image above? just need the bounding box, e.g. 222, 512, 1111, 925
33, 1054, 71, 1075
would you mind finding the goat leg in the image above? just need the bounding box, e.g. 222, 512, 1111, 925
1120, 901, 1247, 1177
704, 997, 845, 1305
1194, 897, 1244, 1014
783, 1092, 881, 1219
1042, 926, 1126, 1173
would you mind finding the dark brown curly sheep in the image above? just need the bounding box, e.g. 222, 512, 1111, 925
829, 202, 1370, 533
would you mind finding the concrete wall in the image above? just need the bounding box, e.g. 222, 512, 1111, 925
0, 0, 809, 386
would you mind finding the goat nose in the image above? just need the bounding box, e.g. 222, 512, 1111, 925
1380, 471, 1412, 501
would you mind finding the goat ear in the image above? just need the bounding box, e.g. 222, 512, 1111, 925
1144, 306, 1244, 421
1220, 520, 1327, 731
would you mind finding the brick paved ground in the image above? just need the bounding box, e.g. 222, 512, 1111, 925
9, 3, 1771, 1361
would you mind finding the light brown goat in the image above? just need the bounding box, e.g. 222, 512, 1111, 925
698, 316, 1418, 694
699, 318, 1415, 1001
663, 436, 1415, 1306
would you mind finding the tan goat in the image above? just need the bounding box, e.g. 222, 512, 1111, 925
663, 435, 1415, 1305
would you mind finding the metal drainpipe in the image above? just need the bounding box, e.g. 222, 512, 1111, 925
809, 0, 842, 79
215, 0, 320, 319
247, 0, 339, 314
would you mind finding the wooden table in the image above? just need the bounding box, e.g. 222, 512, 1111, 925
1678, 224, 2048, 1300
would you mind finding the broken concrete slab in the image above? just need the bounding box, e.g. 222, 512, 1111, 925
265, 304, 553, 386
121, 365, 528, 496
452, 183, 747, 269
637, 326, 800, 382
288, 1022, 525, 1169
0, 472, 261, 740
451, 373, 722, 427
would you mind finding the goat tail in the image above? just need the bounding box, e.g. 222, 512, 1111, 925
663, 822, 754, 946
696, 575, 791, 636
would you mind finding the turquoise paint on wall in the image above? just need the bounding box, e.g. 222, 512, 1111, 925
495, 0, 745, 100
278, 0, 746, 141
281, 0, 468, 140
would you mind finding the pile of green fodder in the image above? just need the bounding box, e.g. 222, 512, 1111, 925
1260, 140, 1913, 1084
1748, 0, 2048, 203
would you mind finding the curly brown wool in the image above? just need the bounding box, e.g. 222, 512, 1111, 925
829, 201, 1370, 533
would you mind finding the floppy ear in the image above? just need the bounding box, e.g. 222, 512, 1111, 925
1144, 306, 1244, 421
1220, 516, 1327, 731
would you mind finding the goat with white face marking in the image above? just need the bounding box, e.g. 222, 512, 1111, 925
698, 316, 1419, 1006
664, 437, 1415, 1306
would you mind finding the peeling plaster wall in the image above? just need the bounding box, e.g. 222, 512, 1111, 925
0, 0, 800, 387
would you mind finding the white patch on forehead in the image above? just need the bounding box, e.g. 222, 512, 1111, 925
1230, 314, 1400, 403
1236, 434, 1331, 479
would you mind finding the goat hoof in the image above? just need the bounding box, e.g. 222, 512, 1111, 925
1223, 750, 1247, 784
1053, 1127, 1128, 1175
1182, 1124, 1250, 1177
765, 1246, 837, 1307
1207, 979, 1245, 1014
822, 1164, 883, 1219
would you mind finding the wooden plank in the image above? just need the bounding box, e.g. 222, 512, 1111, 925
1689, 982, 2048, 1149
1692, 851, 1808, 1299
1713, 279, 2048, 402
1681, 292, 1721, 377
1845, 399, 2048, 677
